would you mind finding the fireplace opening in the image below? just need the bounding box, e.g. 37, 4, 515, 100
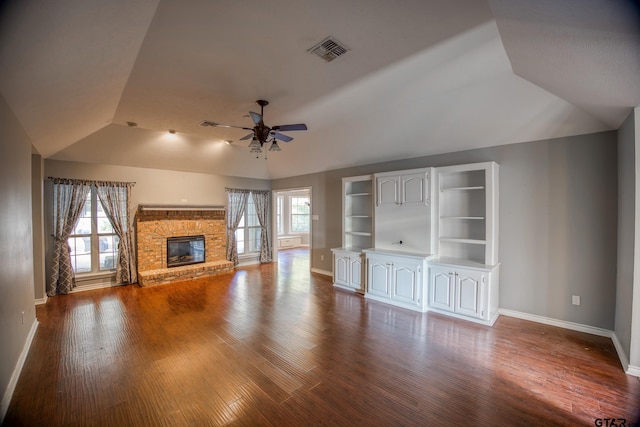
167, 235, 205, 268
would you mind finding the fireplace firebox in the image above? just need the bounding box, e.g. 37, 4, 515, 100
167, 235, 205, 268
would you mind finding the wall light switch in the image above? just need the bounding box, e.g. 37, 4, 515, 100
572, 295, 581, 306
312, 215, 319, 220
181, 199, 188, 204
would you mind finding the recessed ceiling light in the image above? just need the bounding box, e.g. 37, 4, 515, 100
224, 140, 233, 145
168, 129, 176, 134
126, 121, 137, 127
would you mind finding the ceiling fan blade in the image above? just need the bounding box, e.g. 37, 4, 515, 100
272, 132, 294, 142
239, 133, 254, 140
272, 123, 307, 132
249, 111, 262, 125
203, 121, 253, 130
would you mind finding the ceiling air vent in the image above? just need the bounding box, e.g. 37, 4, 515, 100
308, 37, 349, 62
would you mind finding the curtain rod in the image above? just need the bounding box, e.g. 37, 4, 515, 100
48, 177, 136, 186
225, 187, 270, 193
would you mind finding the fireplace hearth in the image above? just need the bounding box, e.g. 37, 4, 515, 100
167, 235, 205, 268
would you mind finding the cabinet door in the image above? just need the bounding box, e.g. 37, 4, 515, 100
392, 260, 421, 306
430, 266, 455, 311
368, 258, 391, 298
455, 270, 484, 319
334, 254, 349, 286
401, 172, 428, 206
377, 176, 399, 206
349, 256, 363, 291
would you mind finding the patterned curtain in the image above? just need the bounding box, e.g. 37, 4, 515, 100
96, 182, 137, 284
226, 188, 250, 266
48, 179, 91, 296
251, 190, 272, 263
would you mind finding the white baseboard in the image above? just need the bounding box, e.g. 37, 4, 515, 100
71, 282, 123, 293
609, 332, 630, 371
626, 364, 640, 376
34, 295, 48, 305
311, 268, 332, 277
499, 308, 640, 378
498, 309, 612, 337
1, 318, 38, 422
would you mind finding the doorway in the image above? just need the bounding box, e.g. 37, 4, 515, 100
272, 187, 312, 270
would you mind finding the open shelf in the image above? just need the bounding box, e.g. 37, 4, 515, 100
439, 237, 486, 245
436, 162, 497, 266
346, 231, 372, 236
441, 186, 485, 192
343, 176, 374, 250
440, 216, 485, 220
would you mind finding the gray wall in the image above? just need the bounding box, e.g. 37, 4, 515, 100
43, 160, 271, 288
31, 154, 45, 301
615, 111, 635, 359
273, 131, 619, 329
0, 94, 36, 416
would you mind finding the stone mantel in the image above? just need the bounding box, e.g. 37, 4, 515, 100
135, 205, 233, 286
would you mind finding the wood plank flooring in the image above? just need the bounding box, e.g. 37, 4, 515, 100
4, 248, 640, 426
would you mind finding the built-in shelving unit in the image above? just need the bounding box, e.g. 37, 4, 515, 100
332, 163, 500, 325
435, 163, 498, 266
343, 176, 374, 250
332, 175, 374, 293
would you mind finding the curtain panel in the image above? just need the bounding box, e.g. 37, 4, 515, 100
225, 188, 250, 266
48, 179, 92, 295
48, 177, 136, 295
251, 190, 272, 263
96, 181, 137, 284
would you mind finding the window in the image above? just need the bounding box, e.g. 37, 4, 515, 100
290, 196, 310, 232
235, 196, 261, 255
68, 188, 119, 274
276, 196, 283, 235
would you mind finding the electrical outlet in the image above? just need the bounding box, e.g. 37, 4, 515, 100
572, 295, 581, 306
320, 255, 324, 261
181, 198, 188, 204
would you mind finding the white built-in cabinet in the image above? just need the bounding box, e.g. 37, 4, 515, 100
332, 161, 499, 325
364, 249, 429, 312
332, 175, 374, 293
376, 169, 430, 207
333, 249, 364, 293
429, 262, 499, 323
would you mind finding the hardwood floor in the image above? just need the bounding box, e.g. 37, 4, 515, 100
4, 248, 640, 426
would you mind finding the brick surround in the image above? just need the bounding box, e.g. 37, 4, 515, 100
135, 206, 234, 286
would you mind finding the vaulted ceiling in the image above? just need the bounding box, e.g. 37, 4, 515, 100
1, 0, 638, 179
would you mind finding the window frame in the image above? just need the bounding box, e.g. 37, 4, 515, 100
67, 186, 119, 276
289, 196, 310, 233
235, 194, 261, 257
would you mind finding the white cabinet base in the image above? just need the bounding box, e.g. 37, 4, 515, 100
428, 260, 500, 326
364, 249, 430, 313
332, 248, 365, 294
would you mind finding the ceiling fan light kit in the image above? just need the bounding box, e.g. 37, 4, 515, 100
202, 100, 307, 158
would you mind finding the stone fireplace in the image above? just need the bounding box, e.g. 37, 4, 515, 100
135, 205, 234, 286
